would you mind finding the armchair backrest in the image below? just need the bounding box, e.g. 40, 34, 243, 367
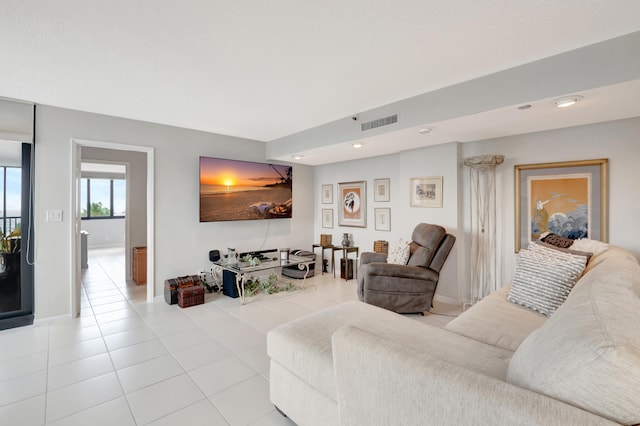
407, 223, 455, 272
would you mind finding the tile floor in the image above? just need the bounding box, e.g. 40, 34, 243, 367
0, 247, 459, 425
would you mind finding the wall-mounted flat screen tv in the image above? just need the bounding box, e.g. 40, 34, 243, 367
199, 156, 292, 222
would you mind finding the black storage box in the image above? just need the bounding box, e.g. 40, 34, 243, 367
222, 269, 239, 298
340, 258, 354, 280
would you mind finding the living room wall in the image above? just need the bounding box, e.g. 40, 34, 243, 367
313, 142, 461, 303
314, 116, 640, 305
33, 105, 313, 320
461, 116, 640, 288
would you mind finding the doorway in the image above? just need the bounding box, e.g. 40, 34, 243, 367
71, 139, 154, 318
0, 140, 35, 329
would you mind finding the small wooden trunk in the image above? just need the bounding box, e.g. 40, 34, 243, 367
178, 285, 205, 308
164, 275, 201, 305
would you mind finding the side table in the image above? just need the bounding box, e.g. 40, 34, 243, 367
332, 246, 359, 281
312, 244, 335, 274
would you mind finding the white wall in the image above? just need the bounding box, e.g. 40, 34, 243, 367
314, 142, 461, 303
34, 105, 314, 319
315, 117, 640, 305
31, 102, 640, 319
460, 117, 640, 289
81, 219, 125, 248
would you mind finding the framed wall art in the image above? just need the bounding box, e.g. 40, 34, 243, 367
373, 178, 390, 202
374, 208, 391, 231
514, 158, 608, 252
338, 181, 366, 227
410, 177, 443, 208
322, 208, 334, 229
321, 184, 333, 204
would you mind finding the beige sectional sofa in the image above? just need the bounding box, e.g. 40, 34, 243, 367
267, 245, 640, 425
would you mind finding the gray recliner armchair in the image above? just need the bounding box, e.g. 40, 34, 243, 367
357, 223, 456, 314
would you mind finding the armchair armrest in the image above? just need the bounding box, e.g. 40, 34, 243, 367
360, 252, 387, 265
332, 326, 616, 426
367, 262, 438, 282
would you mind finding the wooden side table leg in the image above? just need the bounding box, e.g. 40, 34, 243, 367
354, 248, 359, 279
332, 248, 336, 278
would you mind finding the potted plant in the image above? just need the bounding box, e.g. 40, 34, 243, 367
0, 227, 20, 278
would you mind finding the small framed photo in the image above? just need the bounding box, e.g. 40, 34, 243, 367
338, 181, 367, 228
322, 209, 334, 229
321, 184, 333, 204
374, 208, 391, 231
410, 177, 443, 208
373, 178, 390, 202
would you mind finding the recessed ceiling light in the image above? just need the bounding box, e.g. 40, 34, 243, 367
352, 143, 363, 149
554, 95, 583, 108
418, 127, 433, 134
292, 155, 304, 160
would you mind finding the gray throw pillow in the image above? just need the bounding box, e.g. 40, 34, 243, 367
507, 242, 588, 316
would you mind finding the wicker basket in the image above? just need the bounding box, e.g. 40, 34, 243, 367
373, 240, 389, 254
320, 234, 333, 247
178, 285, 205, 308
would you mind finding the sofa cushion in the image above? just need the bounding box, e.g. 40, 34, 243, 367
507, 247, 640, 425
507, 241, 588, 316
267, 301, 514, 401
445, 286, 546, 352
406, 244, 430, 267
387, 239, 410, 265
571, 238, 610, 256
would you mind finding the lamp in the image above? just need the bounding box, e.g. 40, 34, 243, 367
554, 95, 583, 108
463, 154, 505, 308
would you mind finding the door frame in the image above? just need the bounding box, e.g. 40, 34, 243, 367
71, 139, 155, 316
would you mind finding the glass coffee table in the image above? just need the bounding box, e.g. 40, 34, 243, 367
212, 252, 315, 304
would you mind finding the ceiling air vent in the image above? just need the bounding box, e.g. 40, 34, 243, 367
360, 114, 398, 131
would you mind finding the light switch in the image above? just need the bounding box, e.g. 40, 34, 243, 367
47, 210, 63, 222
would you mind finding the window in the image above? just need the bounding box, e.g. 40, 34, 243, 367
1, 166, 21, 236
81, 178, 126, 219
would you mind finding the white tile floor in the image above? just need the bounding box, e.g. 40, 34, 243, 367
0, 247, 459, 425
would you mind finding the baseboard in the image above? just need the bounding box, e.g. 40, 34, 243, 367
433, 294, 460, 306
33, 313, 73, 326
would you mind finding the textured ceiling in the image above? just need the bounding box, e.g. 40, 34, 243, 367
1, 1, 640, 150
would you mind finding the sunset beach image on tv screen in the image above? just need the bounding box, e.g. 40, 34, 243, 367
199, 157, 293, 222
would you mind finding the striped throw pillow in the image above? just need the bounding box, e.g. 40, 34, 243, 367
507, 242, 588, 316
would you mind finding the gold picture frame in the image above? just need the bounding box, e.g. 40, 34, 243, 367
514, 158, 608, 252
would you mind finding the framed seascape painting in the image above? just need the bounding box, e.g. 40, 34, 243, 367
410, 177, 443, 208
338, 181, 366, 227
321, 184, 333, 204
373, 178, 390, 202
322, 208, 334, 229
514, 159, 608, 252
